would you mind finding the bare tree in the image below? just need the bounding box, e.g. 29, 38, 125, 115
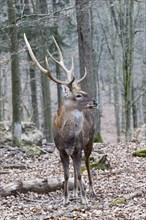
24, 0, 39, 128
7, 0, 22, 146
109, 0, 134, 141
39, 0, 53, 141
75, 0, 96, 98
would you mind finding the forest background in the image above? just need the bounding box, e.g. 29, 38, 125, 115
0, 1, 146, 219
0, 0, 146, 145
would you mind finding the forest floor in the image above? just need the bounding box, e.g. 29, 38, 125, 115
0, 141, 146, 220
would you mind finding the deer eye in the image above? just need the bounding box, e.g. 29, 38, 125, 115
75, 94, 82, 99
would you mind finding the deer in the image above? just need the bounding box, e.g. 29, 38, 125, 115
24, 34, 97, 205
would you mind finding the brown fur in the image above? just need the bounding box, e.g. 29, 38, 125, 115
53, 88, 97, 205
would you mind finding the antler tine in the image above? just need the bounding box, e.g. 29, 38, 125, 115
45, 57, 75, 85
52, 36, 64, 64
47, 36, 74, 81
24, 33, 48, 74
70, 57, 75, 79
24, 33, 74, 86
75, 68, 87, 84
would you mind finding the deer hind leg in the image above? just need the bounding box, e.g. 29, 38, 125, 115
73, 151, 88, 205
60, 152, 70, 205
85, 150, 96, 197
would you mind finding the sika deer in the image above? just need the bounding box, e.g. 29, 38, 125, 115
24, 34, 97, 205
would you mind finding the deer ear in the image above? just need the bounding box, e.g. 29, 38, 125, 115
61, 85, 70, 97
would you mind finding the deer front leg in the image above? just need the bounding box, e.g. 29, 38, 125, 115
72, 160, 78, 198
73, 151, 88, 205
60, 152, 70, 205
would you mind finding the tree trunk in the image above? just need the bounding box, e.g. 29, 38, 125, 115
0, 64, 3, 121
29, 58, 39, 128
23, 0, 39, 128
113, 63, 121, 142
75, 0, 96, 98
40, 73, 52, 141
52, 0, 62, 109
39, 0, 53, 142
111, 18, 121, 142
143, 0, 146, 144
90, 5, 102, 137
95, 43, 102, 139
132, 82, 138, 129
124, 0, 134, 141
7, 0, 22, 147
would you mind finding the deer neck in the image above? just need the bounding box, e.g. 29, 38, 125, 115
54, 103, 84, 131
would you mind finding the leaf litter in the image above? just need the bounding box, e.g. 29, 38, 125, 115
0, 142, 146, 220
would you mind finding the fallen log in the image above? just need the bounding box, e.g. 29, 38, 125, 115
0, 170, 10, 174
110, 191, 143, 206
0, 177, 86, 197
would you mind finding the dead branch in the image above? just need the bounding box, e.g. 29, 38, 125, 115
0, 170, 10, 174
3, 164, 30, 169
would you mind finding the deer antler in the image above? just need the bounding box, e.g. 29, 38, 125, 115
47, 37, 74, 82
24, 34, 75, 86
75, 68, 87, 84
49, 37, 87, 86
24, 33, 87, 89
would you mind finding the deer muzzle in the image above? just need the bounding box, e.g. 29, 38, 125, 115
86, 100, 98, 109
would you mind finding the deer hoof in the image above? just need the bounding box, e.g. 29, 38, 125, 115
90, 191, 96, 198
63, 197, 69, 206
81, 196, 88, 205
89, 187, 96, 197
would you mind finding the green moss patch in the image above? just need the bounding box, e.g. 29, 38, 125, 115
132, 149, 146, 157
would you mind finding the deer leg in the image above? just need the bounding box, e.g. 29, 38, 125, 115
73, 152, 88, 205
72, 159, 78, 198
85, 153, 96, 197
60, 152, 70, 205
